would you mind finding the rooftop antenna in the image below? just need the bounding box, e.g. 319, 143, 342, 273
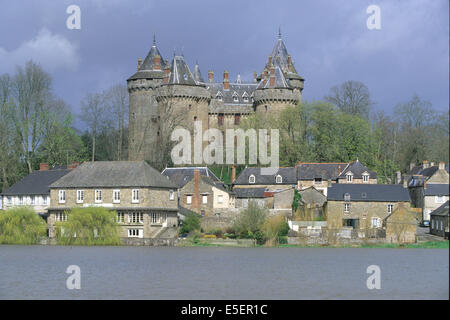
278, 26, 282, 39
153, 32, 156, 46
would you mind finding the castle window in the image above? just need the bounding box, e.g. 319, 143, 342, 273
249, 175, 256, 184
232, 92, 239, 102
216, 92, 223, 101
218, 113, 224, 126
234, 114, 241, 125
242, 92, 249, 103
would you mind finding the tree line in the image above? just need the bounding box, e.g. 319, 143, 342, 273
0, 60, 129, 191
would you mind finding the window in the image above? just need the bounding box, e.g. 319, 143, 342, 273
276, 175, 282, 184
76, 190, 84, 203
31, 196, 36, 205
249, 175, 256, 184
169, 190, 175, 200
18, 196, 24, 205
216, 92, 223, 101
202, 195, 208, 204
128, 212, 143, 224
128, 229, 142, 238
55, 212, 67, 222
58, 190, 66, 204
218, 194, 223, 204
363, 173, 369, 183
132, 189, 140, 203
7, 197, 12, 205
387, 204, 394, 214
371, 217, 380, 228
186, 195, 192, 204
151, 212, 166, 224
435, 196, 444, 204
43, 196, 48, 205
218, 113, 224, 126
344, 203, 350, 213
242, 93, 249, 103
113, 190, 120, 203
234, 114, 241, 125
117, 212, 124, 223
201, 210, 205, 217
95, 190, 102, 203
346, 173, 353, 183
232, 93, 239, 102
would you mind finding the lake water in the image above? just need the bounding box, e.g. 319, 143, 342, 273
0, 245, 448, 299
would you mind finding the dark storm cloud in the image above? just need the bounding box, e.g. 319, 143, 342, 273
0, 0, 448, 128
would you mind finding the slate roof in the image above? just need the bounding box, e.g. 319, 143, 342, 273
430, 201, 449, 217
128, 38, 166, 81
206, 82, 257, 107
338, 160, 377, 179
297, 163, 348, 180
233, 167, 297, 185
200, 175, 228, 192
234, 188, 266, 198
192, 62, 204, 84
256, 65, 290, 89
424, 184, 449, 196
50, 161, 176, 189
327, 184, 411, 202
2, 168, 71, 196
168, 55, 197, 86
161, 167, 221, 188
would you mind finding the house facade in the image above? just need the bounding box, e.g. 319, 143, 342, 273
430, 201, 449, 238
326, 184, 411, 231
47, 161, 178, 239
1, 163, 75, 217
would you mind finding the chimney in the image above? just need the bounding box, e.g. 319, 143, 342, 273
67, 162, 80, 170
208, 70, 214, 83
40, 163, 49, 171
163, 64, 170, 84
253, 71, 257, 83
231, 165, 236, 184
395, 171, 402, 184
422, 160, 429, 169
193, 169, 200, 209
410, 161, 415, 171
269, 66, 275, 87
137, 58, 142, 71
439, 162, 445, 170
223, 70, 229, 90
153, 55, 161, 70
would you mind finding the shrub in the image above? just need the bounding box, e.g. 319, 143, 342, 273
233, 201, 268, 236
262, 215, 290, 246
56, 207, 121, 245
179, 213, 201, 234
0, 207, 47, 244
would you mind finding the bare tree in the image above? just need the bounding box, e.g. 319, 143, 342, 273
10, 61, 52, 173
80, 92, 105, 161
104, 84, 128, 160
325, 80, 372, 119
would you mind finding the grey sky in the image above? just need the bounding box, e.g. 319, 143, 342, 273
0, 0, 448, 128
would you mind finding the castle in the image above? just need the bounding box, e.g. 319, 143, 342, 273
127, 30, 304, 163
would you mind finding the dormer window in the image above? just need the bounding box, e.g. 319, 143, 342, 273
362, 172, 369, 183
249, 174, 256, 184
276, 175, 282, 184
346, 172, 353, 183
216, 92, 223, 101
242, 92, 249, 103
232, 92, 239, 102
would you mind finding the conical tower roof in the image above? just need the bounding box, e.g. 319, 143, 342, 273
192, 61, 205, 84
168, 55, 197, 85
140, 35, 166, 71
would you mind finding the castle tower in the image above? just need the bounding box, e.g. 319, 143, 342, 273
254, 30, 304, 114
127, 35, 166, 162
156, 55, 211, 162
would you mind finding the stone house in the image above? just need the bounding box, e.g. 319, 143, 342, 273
294, 186, 327, 221
1, 163, 77, 217
326, 184, 411, 233
178, 169, 235, 216
234, 187, 268, 208
384, 203, 417, 243
296, 160, 377, 196
47, 161, 178, 239
430, 201, 449, 238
